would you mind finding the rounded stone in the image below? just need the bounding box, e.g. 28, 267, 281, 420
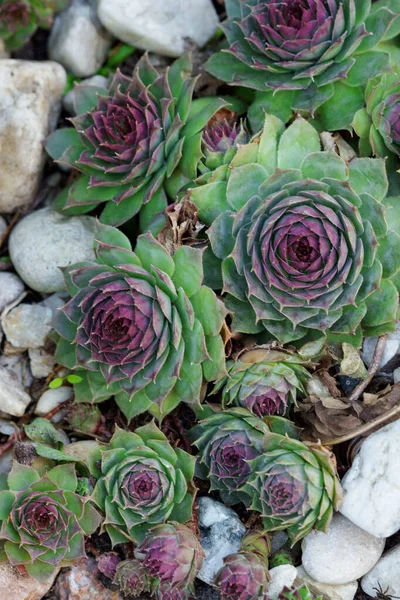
35, 387, 73, 422
362, 545, 400, 598
301, 514, 385, 584
0, 272, 24, 313
2, 304, 53, 348
9, 208, 97, 293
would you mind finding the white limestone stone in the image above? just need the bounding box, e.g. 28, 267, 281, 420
2, 304, 53, 349
301, 513, 385, 584
0, 272, 24, 313
340, 418, 400, 538
362, 545, 400, 598
0, 365, 31, 417
98, 0, 219, 57
0, 60, 66, 213
49, 0, 112, 77
9, 208, 97, 293
35, 387, 73, 422
297, 566, 358, 600
267, 566, 298, 599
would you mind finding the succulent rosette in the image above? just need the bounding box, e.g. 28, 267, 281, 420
190, 113, 400, 347
188, 407, 273, 505
215, 552, 270, 600
0, 0, 66, 50
213, 348, 311, 417
0, 462, 101, 581
91, 423, 196, 545
269, 584, 324, 600
53, 224, 227, 421
45, 54, 231, 230
353, 71, 400, 157
134, 522, 204, 595
114, 559, 149, 597
243, 434, 342, 544
207, 0, 400, 131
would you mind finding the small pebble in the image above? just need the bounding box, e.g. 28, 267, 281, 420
362, 321, 400, 369
0, 365, 32, 417
28, 347, 56, 379
0, 273, 24, 313
267, 565, 298, 599
197, 497, 246, 585
2, 304, 53, 349
301, 513, 385, 584
35, 387, 73, 422
362, 544, 400, 598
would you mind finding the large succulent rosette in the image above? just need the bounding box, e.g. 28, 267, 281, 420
0, 0, 65, 50
45, 54, 229, 230
207, 0, 400, 131
53, 225, 227, 421
134, 522, 204, 595
0, 462, 101, 581
190, 114, 400, 346
213, 348, 311, 417
189, 407, 274, 505
242, 434, 342, 544
353, 71, 400, 157
215, 552, 270, 600
91, 423, 196, 545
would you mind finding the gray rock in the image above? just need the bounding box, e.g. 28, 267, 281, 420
63, 74, 108, 115
0, 216, 7, 237
52, 557, 122, 599
98, 0, 219, 57
301, 513, 385, 585
9, 208, 97, 293
197, 497, 246, 585
0, 353, 33, 389
28, 347, 56, 378
362, 545, 400, 598
49, 0, 113, 77
0, 60, 66, 213
2, 304, 53, 349
0, 365, 31, 416
0, 272, 24, 313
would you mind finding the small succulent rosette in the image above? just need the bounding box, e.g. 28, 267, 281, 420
206, 0, 400, 131
243, 434, 342, 544
353, 70, 400, 157
215, 551, 270, 600
45, 53, 234, 230
91, 423, 196, 545
114, 558, 150, 597
189, 407, 277, 505
0, 0, 68, 51
0, 462, 101, 581
213, 347, 311, 417
53, 224, 227, 421
190, 113, 400, 347
134, 522, 204, 596
267, 584, 324, 600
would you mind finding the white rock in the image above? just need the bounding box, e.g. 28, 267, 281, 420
197, 497, 246, 585
63, 74, 108, 115
9, 208, 97, 293
301, 513, 385, 584
49, 0, 113, 77
267, 565, 298, 599
35, 386, 73, 422
362, 321, 400, 369
0, 272, 24, 313
98, 0, 219, 57
0, 563, 59, 600
340, 418, 400, 538
0, 353, 33, 389
297, 566, 358, 600
0, 365, 31, 416
2, 304, 53, 349
0, 60, 66, 213
28, 347, 56, 378
362, 545, 400, 598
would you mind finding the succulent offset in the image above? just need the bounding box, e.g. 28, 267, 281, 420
215, 551, 270, 600
114, 559, 149, 597
134, 522, 204, 596
91, 423, 196, 545
267, 584, 324, 600
353, 70, 400, 157
243, 434, 342, 543
45, 54, 229, 229
190, 113, 400, 346
206, 0, 400, 130
0, 462, 101, 581
189, 407, 272, 505
213, 347, 311, 417
53, 224, 227, 421
0, 0, 68, 50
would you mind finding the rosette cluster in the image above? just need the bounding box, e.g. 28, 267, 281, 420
91, 423, 196, 544
54, 225, 227, 421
